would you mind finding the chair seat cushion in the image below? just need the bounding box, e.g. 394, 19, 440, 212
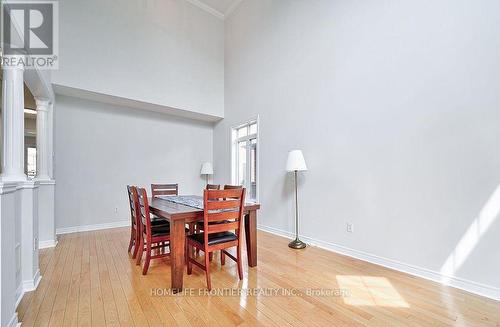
151, 224, 170, 236
151, 219, 169, 226
188, 231, 237, 246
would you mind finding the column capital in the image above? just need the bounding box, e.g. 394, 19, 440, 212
35, 98, 51, 112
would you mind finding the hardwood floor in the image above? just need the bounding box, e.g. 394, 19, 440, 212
18, 227, 500, 326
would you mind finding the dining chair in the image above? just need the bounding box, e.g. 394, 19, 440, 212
187, 188, 246, 290
135, 186, 171, 275
151, 183, 178, 197
195, 183, 221, 257
206, 184, 221, 190
128, 185, 170, 258
126, 185, 141, 259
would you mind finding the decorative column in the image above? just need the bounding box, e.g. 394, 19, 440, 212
35, 98, 51, 180
48, 102, 54, 179
36, 99, 56, 248
1, 59, 26, 181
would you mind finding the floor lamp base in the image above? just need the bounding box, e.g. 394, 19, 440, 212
288, 238, 306, 249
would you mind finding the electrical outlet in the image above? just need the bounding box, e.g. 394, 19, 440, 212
114, 207, 118, 214
346, 223, 354, 233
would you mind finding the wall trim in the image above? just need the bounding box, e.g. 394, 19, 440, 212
185, 0, 224, 19
20, 180, 39, 189
15, 284, 24, 308
0, 181, 21, 194
17, 269, 42, 308
7, 313, 19, 327
39, 239, 58, 249
257, 224, 500, 302
37, 179, 56, 186
56, 220, 130, 235
23, 269, 42, 292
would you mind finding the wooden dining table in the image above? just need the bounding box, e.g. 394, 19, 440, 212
149, 195, 261, 292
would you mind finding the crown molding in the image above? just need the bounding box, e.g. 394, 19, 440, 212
185, 0, 224, 19
184, 0, 243, 20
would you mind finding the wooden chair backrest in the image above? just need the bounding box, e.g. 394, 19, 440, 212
127, 185, 140, 229
224, 184, 243, 190
203, 188, 246, 241
151, 184, 178, 197
137, 187, 153, 239
206, 184, 221, 190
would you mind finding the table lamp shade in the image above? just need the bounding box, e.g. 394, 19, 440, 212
200, 162, 214, 175
286, 150, 307, 172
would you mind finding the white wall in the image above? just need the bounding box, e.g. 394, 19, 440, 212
53, 0, 224, 118
214, 0, 500, 298
55, 95, 213, 231
0, 184, 20, 327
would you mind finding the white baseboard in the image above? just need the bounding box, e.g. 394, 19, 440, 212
15, 284, 24, 308
39, 239, 58, 249
7, 313, 19, 327
17, 269, 42, 308
56, 220, 130, 235
257, 224, 500, 302
23, 269, 42, 292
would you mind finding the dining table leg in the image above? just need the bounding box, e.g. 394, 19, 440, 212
244, 210, 258, 267
170, 219, 185, 292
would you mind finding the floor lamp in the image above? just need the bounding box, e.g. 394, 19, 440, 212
286, 150, 307, 249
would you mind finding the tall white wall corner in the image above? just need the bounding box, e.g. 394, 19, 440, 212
37, 180, 56, 249
20, 181, 41, 298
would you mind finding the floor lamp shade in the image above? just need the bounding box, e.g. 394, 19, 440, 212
286, 150, 307, 172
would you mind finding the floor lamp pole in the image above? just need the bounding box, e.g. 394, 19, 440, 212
289, 170, 306, 249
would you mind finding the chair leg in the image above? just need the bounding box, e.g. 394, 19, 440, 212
142, 242, 152, 275
195, 225, 200, 257
128, 228, 134, 253
132, 231, 140, 259
237, 246, 243, 280
187, 243, 193, 275
135, 233, 144, 266
221, 250, 225, 265
209, 252, 214, 262
205, 250, 212, 290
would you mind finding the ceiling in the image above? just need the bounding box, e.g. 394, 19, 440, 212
186, 0, 242, 19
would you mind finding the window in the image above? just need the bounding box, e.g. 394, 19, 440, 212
232, 119, 259, 202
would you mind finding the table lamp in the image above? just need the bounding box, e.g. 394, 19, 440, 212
200, 162, 214, 185
286, 150, 308, 249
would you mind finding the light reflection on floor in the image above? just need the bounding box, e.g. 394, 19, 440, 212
336, 275, 409, 308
